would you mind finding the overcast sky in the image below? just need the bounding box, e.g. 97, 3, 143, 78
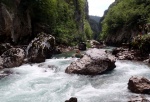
87, 0, 115, 17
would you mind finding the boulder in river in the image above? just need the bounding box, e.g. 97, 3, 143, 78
65, 48, 116, 75
128, 76, 150, 94
78, 42, 86, 51
0, 48, 25, 68
26, 32, 55, 63
65, 97, 77, 102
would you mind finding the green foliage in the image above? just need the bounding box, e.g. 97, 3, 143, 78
132, 34, 150, 53
1, 0, 91, 46
86, 41, 92, 48
84, 20, 93, 40
101, 0, 150, 40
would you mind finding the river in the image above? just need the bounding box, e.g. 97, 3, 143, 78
0, 54, 150, 102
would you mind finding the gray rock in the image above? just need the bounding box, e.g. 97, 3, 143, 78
26, 32, 55, 63
65, 48, 116, 75
0, 48, 25, 68
128, 76, 150, 94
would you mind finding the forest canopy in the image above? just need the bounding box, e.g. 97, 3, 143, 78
1, 0, 93, 45
101, 0, 150, 40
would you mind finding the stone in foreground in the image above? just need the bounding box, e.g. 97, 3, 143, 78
65, 48, 116, 75
0, 48, 25, 68
128, 76, 150, 94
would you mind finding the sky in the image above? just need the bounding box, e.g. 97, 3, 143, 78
87, 0, 115, 17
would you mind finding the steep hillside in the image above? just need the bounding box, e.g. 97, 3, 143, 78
0, 0, 92, 45
100, 0, 150, 46
89, 15, 100, 23
89, 16, 101, 39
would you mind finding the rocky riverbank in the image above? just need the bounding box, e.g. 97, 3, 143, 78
112, 47, 150, 63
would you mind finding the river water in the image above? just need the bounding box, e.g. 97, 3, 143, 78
0, 55, 150, 102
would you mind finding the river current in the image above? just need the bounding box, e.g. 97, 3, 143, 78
0, 56, 150, 102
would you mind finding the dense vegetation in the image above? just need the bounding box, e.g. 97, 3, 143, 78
100, 0, 150, 42
132, 34, 150, 54
1, 0, 93, 46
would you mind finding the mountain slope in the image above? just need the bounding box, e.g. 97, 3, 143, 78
100, 0, 150, 46
89, 16, 101, 39
0, 0, 92, 45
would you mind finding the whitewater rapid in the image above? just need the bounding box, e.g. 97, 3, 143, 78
0, 58, 150, 102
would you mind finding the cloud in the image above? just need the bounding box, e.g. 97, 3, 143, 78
88, 0, 115, 16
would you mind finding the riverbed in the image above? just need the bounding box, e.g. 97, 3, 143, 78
0, 57, 150, 102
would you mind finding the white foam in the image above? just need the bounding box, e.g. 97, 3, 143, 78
0, 59, 150, 102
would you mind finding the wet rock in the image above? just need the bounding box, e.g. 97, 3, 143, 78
128, 76, 150, 94
112, 47, 148, 61
65, 48, 116, 75
0, 70, 13, 78
0, 43, 13, 55
78, 42, 86, 51
112, 48, 124, 55
38, 64, 57, 70
89, 40, 103, 48
26, 32, 55, 63
65, 97, 77, 102
0, 69, 19, 79
128, 95, 150, 102
0, 48, 25, 68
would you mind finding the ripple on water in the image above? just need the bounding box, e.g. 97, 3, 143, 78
0, 59, 150, 102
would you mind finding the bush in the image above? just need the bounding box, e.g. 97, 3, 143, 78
132, 34, 150, 53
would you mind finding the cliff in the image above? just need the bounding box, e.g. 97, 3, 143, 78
89, 16, 101, 39
0, 0, 92, 45
100, 0, 150, 46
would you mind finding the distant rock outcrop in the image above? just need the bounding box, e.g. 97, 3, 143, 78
89, 16, 101, 39
65, 48, 116, 75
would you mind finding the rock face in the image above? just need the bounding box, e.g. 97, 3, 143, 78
0, 43, 12, 55
65, 48, 116, 75
0, 48, 25, 68
0, 1, 32, 44
0, 3, 13, 42
26, 32, 55, 63
128, 76, 150, 94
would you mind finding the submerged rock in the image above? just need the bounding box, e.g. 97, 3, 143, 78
65, 97, 77, 102
128, 95, 150, 102
0, 48, 25, 68
65, 48, 116, 75
128, 76, 150, 94
26, 32, 55, 63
